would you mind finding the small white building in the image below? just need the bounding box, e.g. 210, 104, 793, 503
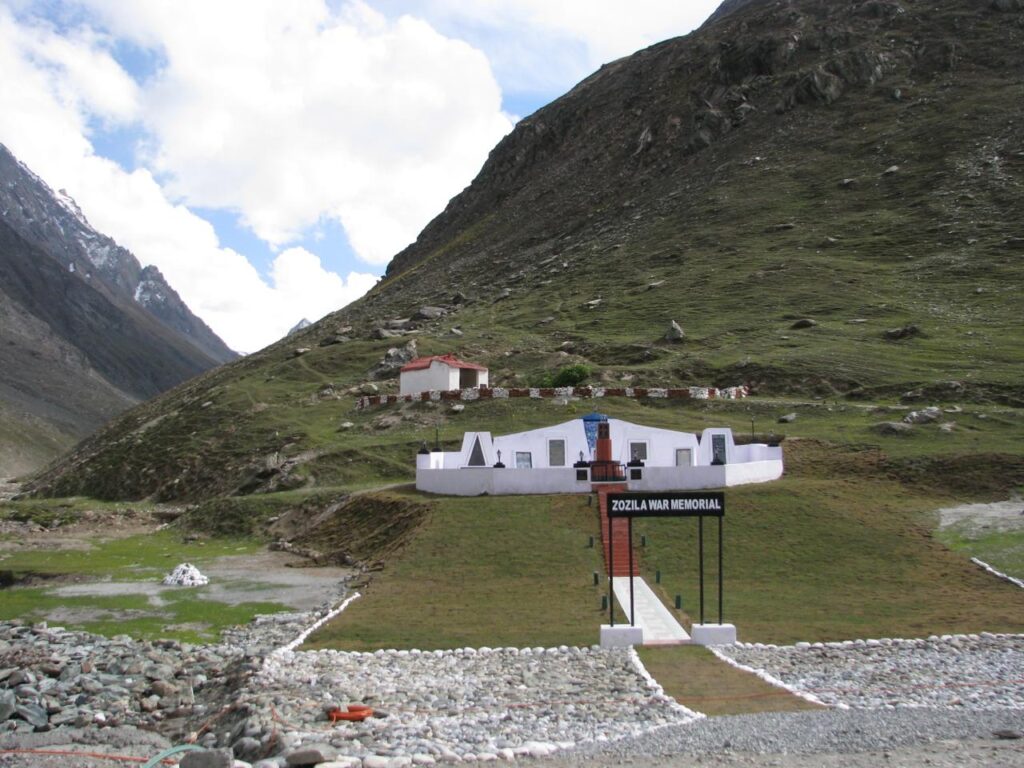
399, 354, 489, 396
416, 415, 783, 496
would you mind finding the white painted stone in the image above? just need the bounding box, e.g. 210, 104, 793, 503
691, 623, 738, 646
600, 625, 644, 648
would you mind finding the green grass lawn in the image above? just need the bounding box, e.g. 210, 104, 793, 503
304, 493, 613, 651
638, 646, 821, 716
936, 527, 1024, 584
307, 474, 1024, 652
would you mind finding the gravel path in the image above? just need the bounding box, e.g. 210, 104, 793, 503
532, 708, 1024, 766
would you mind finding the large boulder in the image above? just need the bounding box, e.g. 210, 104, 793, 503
665, 320, 685, 342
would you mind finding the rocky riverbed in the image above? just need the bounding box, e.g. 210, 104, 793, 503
0, 601, 696, 767
2, 605, 1024, 767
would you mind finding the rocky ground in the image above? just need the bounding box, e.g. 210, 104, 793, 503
1, 601, 1023, 768
715, 634, 1024, 710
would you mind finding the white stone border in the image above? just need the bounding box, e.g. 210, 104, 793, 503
356, 384, 749, 410
707, 645, 837, 709
271, 592, 362, 657
729, 631, 1024, 652
971, 557, 1024, 589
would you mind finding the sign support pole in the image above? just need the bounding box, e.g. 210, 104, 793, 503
718, 515, 724, 625
698, 516, 705, 626
627, 516, 635, 626
608, 508, 614, 627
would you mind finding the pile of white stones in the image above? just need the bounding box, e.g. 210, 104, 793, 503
236, 645, 697, 764
715, 633, 1024, 710
162, 563, 209, 587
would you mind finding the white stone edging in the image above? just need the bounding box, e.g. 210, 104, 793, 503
271, 592, 361, 657
707, 645, 837, 709
971, 557, 1024, 589
730, 631, 1024, 652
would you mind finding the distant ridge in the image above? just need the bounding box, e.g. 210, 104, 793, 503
0, 144, 236, 475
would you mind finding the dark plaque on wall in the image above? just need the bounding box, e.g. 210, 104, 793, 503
711, 434, 727, 465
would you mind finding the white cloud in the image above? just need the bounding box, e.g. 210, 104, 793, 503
0, 1, 514, 351
0, 0, 720, 354
75, 0, 515, 262
392, 0, 721, 103
0, 6, 383, 352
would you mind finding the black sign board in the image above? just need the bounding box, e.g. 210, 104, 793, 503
607, 491, 725, 518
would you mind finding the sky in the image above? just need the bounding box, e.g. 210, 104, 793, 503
0, 0, 721, 353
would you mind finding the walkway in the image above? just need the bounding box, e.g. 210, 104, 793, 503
596, 484, 689, 644
612, 576, 690, 645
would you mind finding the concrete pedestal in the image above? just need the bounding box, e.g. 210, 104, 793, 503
600, 625, 643, 649
690, 623, 737, 646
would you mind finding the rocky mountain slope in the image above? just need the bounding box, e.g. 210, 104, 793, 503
0, 145, 236, 476
23, 0, 1024, 501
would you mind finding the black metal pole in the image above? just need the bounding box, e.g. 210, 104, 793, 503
698, 516, 705, 626
718, 515, 724, 625
608, 504, 614, 627
628, 516, 635, 627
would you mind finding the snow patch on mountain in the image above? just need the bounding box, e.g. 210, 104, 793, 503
287, 318, 312, 335
134, 278, 166, 307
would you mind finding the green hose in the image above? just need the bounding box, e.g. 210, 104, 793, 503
141, 743, 205, 768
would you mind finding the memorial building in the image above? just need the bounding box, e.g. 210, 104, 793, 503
416, 412, 782, 496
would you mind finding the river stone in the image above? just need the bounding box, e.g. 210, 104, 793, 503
286, 744, 337, 765
0, 690, 14, 721
233, 736, 263, 761
151, 678, 179, 698
180, 749, 234, 768
15, 702, 48, 728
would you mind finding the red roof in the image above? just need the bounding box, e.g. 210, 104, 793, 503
400, 354, 488, 373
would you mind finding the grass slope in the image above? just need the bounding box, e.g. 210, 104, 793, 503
305, 494, 609, 651
307, 457, 1024, 651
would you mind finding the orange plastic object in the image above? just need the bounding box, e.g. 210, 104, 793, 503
328, 705, 374, 722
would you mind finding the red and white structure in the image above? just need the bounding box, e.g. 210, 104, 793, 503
399, 354, 489, 396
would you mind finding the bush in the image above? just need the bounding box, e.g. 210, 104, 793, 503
551, 364, 591, 387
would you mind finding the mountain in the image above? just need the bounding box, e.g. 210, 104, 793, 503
23, 0, 1024, 501
288, 318, 312, 336
0, 145, 237, 476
